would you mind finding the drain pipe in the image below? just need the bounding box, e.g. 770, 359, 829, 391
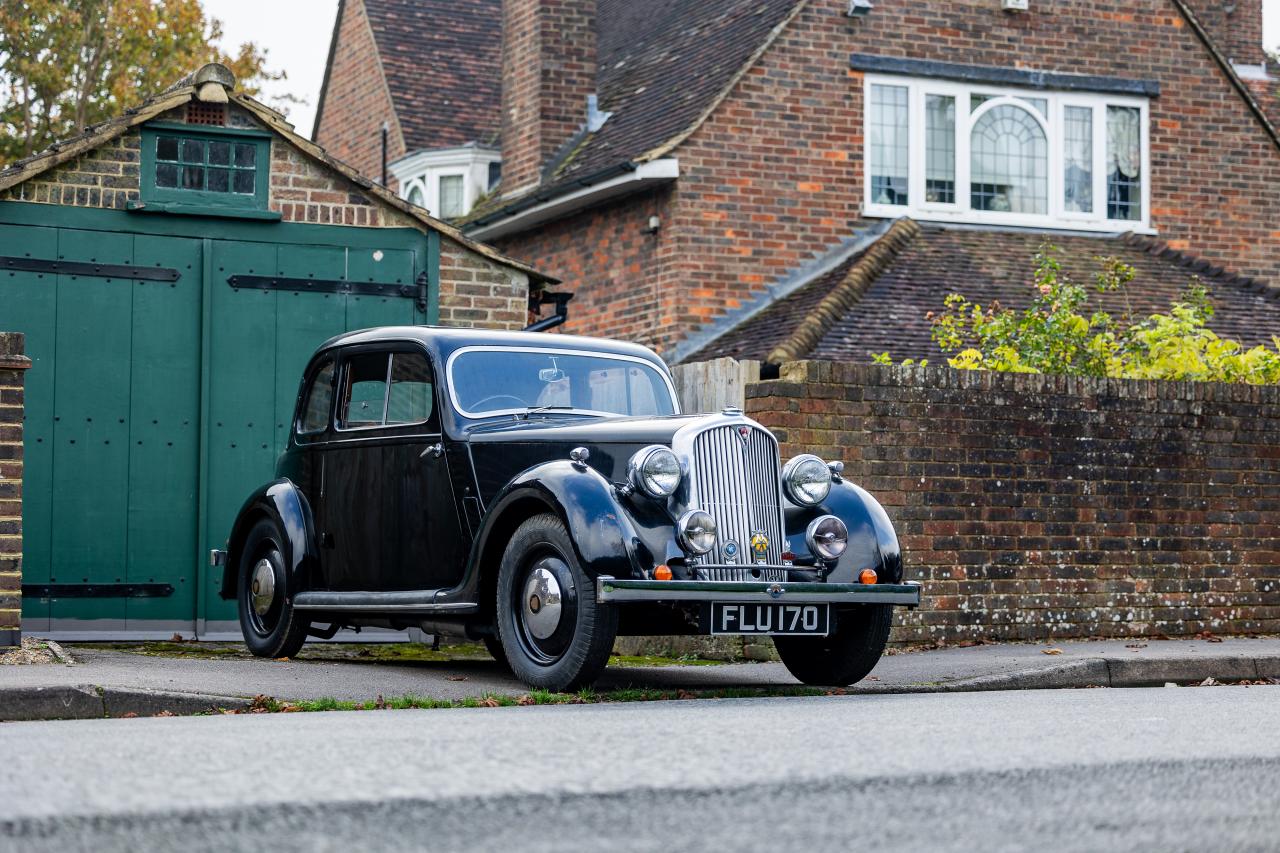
525, 291, 574, 332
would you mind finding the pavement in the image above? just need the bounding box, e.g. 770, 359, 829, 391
2, 686, 1279, 851
1, 635, 1277, 720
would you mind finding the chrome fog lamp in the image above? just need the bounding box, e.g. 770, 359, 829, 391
806, 515, 848, 561
677, 509, 718, 555
783, 454, 832, 506
628, 445, 681, 498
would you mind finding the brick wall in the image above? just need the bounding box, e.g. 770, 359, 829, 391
313, 0, 406, 187
491, 188, 676, 350
0, 334, 30, 648
746, 361, 1280, 645
438, 236, 530, 329
493, 0, 1280, 358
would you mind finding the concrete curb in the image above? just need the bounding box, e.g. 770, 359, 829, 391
2, 653, 1277, 721
864, 654, 1280, 694
0, 685, 251, 722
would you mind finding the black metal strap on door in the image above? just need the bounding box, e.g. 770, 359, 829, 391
22, 583, 175, 599
228, 269, 430, 313
2, 256, 181, 282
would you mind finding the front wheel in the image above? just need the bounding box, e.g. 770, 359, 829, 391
774, 604, 892, 686
237, 517, 309, 659
495, 514, 617, 691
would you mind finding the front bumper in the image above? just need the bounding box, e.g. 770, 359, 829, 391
596, 576, 922, 608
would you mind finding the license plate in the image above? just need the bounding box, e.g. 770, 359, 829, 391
709, 603, 830, 636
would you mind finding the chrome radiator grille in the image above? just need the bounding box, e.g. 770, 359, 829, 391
698, 566, 788, 583
691, 425, 785, 565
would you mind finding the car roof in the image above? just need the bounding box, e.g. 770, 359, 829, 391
314, 325, 670, 369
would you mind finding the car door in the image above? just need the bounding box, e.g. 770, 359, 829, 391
324, 346, 465, 591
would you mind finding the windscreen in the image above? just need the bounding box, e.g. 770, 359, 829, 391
449, 349, 677, 418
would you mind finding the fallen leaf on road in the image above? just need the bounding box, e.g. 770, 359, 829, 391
152, 710, 176, 717
120, 712, 138, 718
1125, 643, 1147, 650
1198, 677, 1220, 687
1042, 648, 1063, 655
446, 675, 467, 682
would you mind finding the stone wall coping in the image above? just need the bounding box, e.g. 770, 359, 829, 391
753, 360, 1280, 405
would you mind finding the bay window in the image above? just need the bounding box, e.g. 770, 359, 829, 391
863, 75, 1150, 231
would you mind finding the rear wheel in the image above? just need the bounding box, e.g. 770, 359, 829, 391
495, 514, 617, 691
237, 517, 309, 659
774, 604, 892, 686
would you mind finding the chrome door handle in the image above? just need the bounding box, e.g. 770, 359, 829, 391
420, 442, 444, 459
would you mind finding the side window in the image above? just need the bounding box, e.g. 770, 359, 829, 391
339, 353, 390, 428
386, 352, 437, 427
298, 360, 335, 435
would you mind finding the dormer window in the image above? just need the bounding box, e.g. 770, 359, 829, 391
390, 145, 501, 221
863, 75, 1150, 232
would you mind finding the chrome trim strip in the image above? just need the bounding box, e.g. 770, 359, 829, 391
596, 577, 923, 605
443, 345, 681, 419
292, 590, 478, 613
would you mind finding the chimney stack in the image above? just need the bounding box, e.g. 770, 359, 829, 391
500, 0, 598, 195
1185, 0, 1265, 68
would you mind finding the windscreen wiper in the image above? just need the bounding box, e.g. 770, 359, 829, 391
516, 405, 576, 420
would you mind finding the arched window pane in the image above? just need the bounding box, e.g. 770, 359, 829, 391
406, 184, 425, 207
970, 104, 1047, 215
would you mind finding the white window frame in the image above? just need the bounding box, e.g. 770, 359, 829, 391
863, 74, 1152, 233
390, 145, 500, 220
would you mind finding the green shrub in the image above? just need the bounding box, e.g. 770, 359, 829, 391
876, 244, 1280, 384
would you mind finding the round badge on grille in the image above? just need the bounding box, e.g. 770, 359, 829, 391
724, 541, 739, 561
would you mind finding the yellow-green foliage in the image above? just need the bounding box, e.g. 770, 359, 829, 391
881, 244, 1280, 385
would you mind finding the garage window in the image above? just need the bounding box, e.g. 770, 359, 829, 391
140, 122, 271, 215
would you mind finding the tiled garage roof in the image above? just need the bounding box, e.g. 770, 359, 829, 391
696, 220, 1280, 364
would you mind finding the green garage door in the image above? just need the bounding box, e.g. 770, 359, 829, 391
7, 225, 202, 635
201, 239, 424, 632
2, 213, 433, 637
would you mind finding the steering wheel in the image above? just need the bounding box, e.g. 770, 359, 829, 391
471, 394, 527, 412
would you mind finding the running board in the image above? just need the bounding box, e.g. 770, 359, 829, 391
292, 590, 478, 614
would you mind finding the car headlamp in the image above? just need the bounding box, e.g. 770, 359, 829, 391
806, 515, 848, 561
677, 509, 717, 555
628, 445, 681, 498
782, 454, 832, 506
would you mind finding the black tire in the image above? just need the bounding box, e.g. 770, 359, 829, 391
482, 635, 512, 671
774, 604, 893, 686
237, 517, 309, 659
495, 514, 617, 691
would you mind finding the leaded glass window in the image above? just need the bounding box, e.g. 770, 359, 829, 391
1107, 106, 1142, 221
869, 84, 909, 206
1063, 106, 1093, 213
925, 94, 955, 204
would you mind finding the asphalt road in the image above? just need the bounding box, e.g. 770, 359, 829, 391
3, 686, 1279, 852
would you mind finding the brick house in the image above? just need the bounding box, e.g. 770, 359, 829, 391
0, 63, 550, 640
318, 0, 1280, 362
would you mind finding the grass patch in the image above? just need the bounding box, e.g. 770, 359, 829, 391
607, 653, 724, 667
222, 684, 841, 717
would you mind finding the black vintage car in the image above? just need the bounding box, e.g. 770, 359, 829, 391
213, 327, 920, 690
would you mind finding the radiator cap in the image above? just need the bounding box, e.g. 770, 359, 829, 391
722, 406, 742, 416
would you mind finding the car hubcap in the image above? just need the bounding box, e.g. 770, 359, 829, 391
513, 553, 577, 666
522, 566, 563, 640
250, 559, 276, 616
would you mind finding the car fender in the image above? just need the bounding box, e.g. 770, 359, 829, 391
783, 481, 902, 584
219, 478, 319, 600
468, 460, 650, 585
